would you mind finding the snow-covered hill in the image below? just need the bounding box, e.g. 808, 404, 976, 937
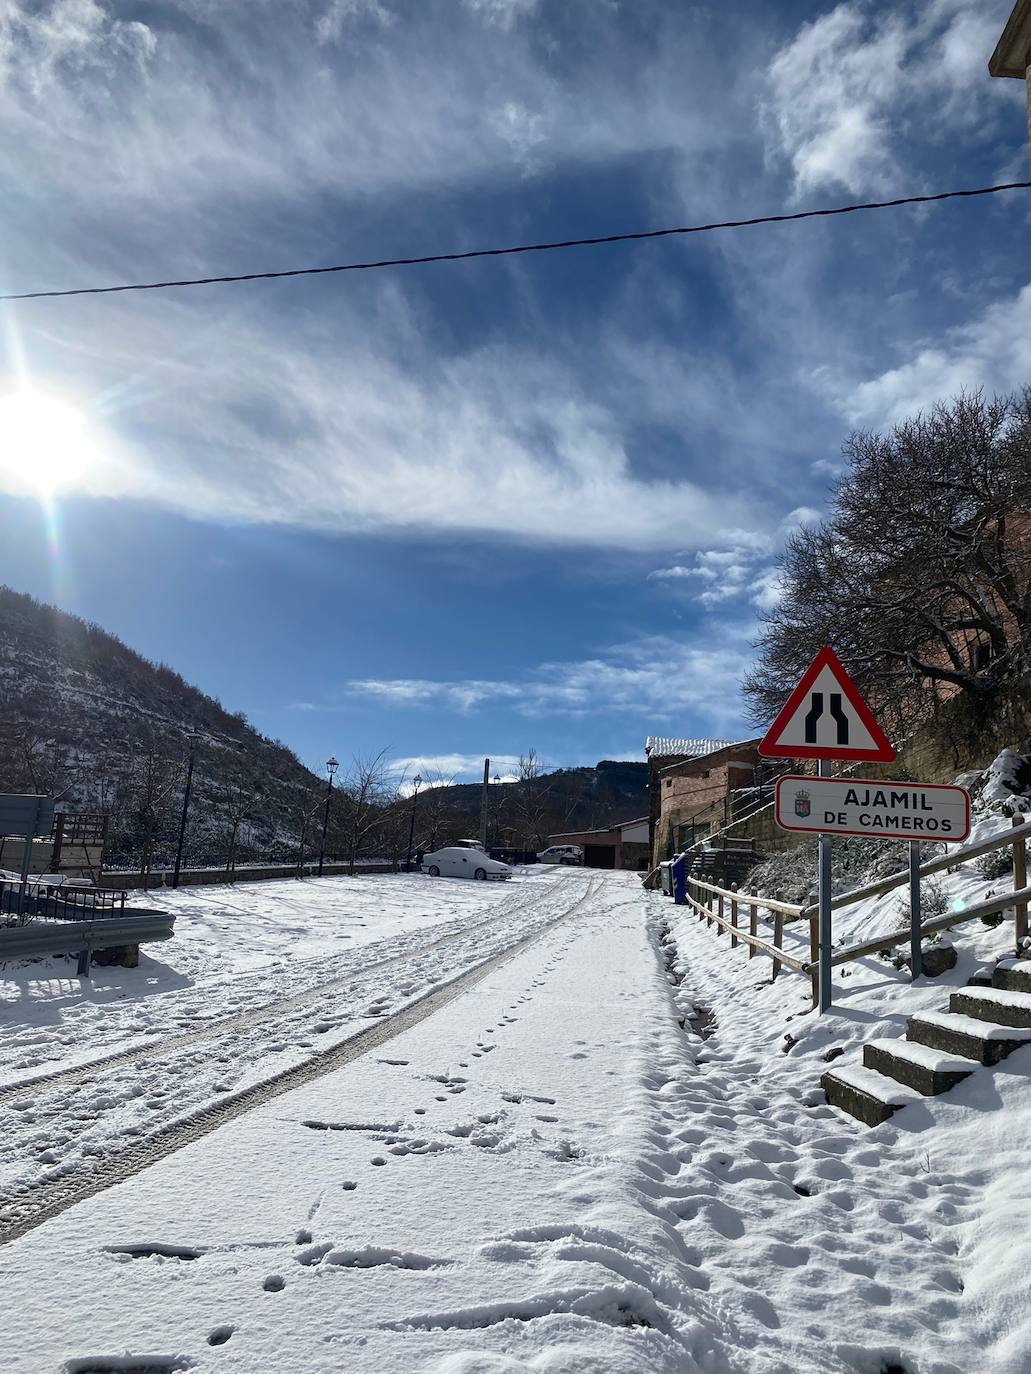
0, 585, 323, 866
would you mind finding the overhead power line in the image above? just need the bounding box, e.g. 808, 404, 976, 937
2, 180, 1028, 304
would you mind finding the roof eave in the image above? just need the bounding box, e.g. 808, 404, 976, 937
989, 0, 1031, 78
657, 737, 761, 776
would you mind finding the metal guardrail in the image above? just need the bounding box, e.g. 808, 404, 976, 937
0, 910, 175, 963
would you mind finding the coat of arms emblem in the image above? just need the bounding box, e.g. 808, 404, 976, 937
794, 788, 811, 818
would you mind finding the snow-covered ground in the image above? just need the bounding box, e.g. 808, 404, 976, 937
0, 868, 578, 1233
2, 861, 1031, 1372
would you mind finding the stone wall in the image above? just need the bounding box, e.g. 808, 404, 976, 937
99, 860, 395, 890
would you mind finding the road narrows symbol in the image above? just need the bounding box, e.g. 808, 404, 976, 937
802, 692, 851, 746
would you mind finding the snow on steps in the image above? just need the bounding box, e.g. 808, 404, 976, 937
822, 960, 1031, 1127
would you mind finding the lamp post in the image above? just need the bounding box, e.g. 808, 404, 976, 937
172, 732, 201, 889
405, 773, 423, 870
318, 756, 338, 877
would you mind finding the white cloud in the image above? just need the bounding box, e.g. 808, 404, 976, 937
0, 1, 781, 555
843, 282, 1031, 427
780, 506, 821, 531
4, 292, 772, 550
316, 0, 393, 44
463, 0, 540, 31
751, 567, 785, 612
391, 753, 524, 784
764, 1, 1007, 195
345, 635, 754, 733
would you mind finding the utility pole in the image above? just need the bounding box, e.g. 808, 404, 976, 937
990, 1, 1031, 173
172, 733, 200, 889
478, 757, 490, 851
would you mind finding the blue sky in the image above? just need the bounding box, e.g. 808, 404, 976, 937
1, 0, 1028, 783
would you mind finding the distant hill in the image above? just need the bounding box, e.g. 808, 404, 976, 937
421, 759, 649, 849
0, 585, 323, 868
0, 586, 647, 868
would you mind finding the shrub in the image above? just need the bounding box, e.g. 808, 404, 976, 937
975, 847, 1014, 881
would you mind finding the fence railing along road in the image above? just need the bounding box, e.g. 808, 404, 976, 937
684, 814, 1031, 1007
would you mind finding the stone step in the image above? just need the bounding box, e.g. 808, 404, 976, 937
821, 1063, 921, 1127
863, 1038, 975, 1096
992, 959, 1031, 995
967, 966, 995, 988
907, 1010, 1031, 1065
950, 986, 1031, 1028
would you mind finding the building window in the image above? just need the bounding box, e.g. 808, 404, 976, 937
970, 638, 992, 673
702, 769, 711, 778
665, 779, 671, 788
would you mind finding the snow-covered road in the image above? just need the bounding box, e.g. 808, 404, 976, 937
0, 868, 590, 1240
3, 868, 1030, 1373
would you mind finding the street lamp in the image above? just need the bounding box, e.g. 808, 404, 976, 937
318, 756, 338, 877
172, 732, 202, 889
405, 774, 423, 870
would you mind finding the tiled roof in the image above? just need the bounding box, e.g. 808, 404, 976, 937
644, 737, 735, 760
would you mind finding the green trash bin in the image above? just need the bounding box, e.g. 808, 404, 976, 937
659, 860, 673, 897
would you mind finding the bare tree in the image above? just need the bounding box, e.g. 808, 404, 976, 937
132, 747, 184, 883
294, 787, 325, 876
512, 750, 555, 850
413, 769, 459, 851
340, 749, 392, 874
744, 389, 1031, 742
222, 780, 258, 881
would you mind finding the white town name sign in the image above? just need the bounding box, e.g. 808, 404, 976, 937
774, 775, 971, 843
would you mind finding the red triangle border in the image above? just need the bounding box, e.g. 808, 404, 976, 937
758, 646, 896, 762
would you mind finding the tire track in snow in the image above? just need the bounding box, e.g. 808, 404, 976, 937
0, 875, 601, 1247
0, 872, 575, 1103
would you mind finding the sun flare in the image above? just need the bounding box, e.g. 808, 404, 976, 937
0, 389, 95, 498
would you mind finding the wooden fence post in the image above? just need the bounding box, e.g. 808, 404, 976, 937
748, 892, 758, 958
772, 891, 784, 980
730, 883, 739, 949
717, 892, 724, 935
1014, 814, 1028, 956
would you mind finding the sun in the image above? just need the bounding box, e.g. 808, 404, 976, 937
0, 389, 95, 498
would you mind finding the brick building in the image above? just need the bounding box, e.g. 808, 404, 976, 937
547, 816, 650, 870
646, 737, 773, 866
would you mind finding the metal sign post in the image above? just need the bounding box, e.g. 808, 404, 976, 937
818, 759, 834, 1013
909, 840, 923, 981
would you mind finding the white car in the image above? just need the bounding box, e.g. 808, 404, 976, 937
422, 847, 511, 881
537, 845, 583, 866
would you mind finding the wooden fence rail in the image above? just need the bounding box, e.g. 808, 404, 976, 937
684, 813, 1031, 1008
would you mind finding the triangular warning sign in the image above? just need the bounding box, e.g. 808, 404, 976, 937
758, 647, 896, 762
